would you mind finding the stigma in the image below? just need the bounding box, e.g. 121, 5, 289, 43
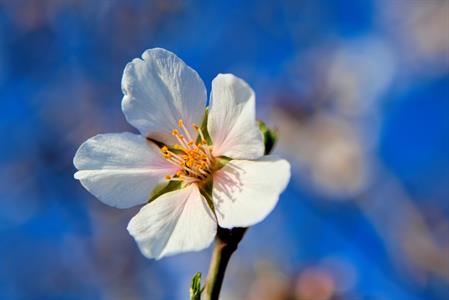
160, 119, 214, 183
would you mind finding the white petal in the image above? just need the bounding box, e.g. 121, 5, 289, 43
122, 48, 207, 145
207, 74, 264, 159
74, 132, 178, 208
212, 156, 290, 228
127, 184, 216, 259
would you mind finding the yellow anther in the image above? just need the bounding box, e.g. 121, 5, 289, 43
161, 146, 169, 153
161, 121, 214, 180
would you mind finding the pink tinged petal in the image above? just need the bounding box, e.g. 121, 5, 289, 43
74, 132, 178, 208
121, 48, 207, 145
207, 73, 264, 160
212, 156, 291, 228
127, 184, 217, 259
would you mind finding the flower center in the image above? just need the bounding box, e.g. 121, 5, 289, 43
160, 119, 214, 183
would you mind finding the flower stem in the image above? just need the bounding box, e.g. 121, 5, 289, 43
203, 227, 247, 300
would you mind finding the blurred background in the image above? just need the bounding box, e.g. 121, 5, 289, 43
0, 0, 448, 299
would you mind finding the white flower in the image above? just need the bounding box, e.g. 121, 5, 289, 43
74, 48, 290, 259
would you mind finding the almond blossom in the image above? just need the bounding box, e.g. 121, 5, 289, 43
73, 48, 290, 259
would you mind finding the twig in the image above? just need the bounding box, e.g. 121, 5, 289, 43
203, 227, 247, 300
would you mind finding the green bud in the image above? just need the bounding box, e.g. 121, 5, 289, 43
258, 120, 278, 155
190, 272, 202, 300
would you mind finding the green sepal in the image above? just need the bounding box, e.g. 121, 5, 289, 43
215, 156, 232, 170
189, 272, 202, 300
148, 180, 184, 203
196, 108, 212, 145
146, 137, 165, 148
199, 176, 215, 214
258, 120, 278, 155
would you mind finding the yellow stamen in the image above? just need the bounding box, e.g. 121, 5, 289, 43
178, 119, 194, 146
194, 125, 207, 145
160, 120, 215, 182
